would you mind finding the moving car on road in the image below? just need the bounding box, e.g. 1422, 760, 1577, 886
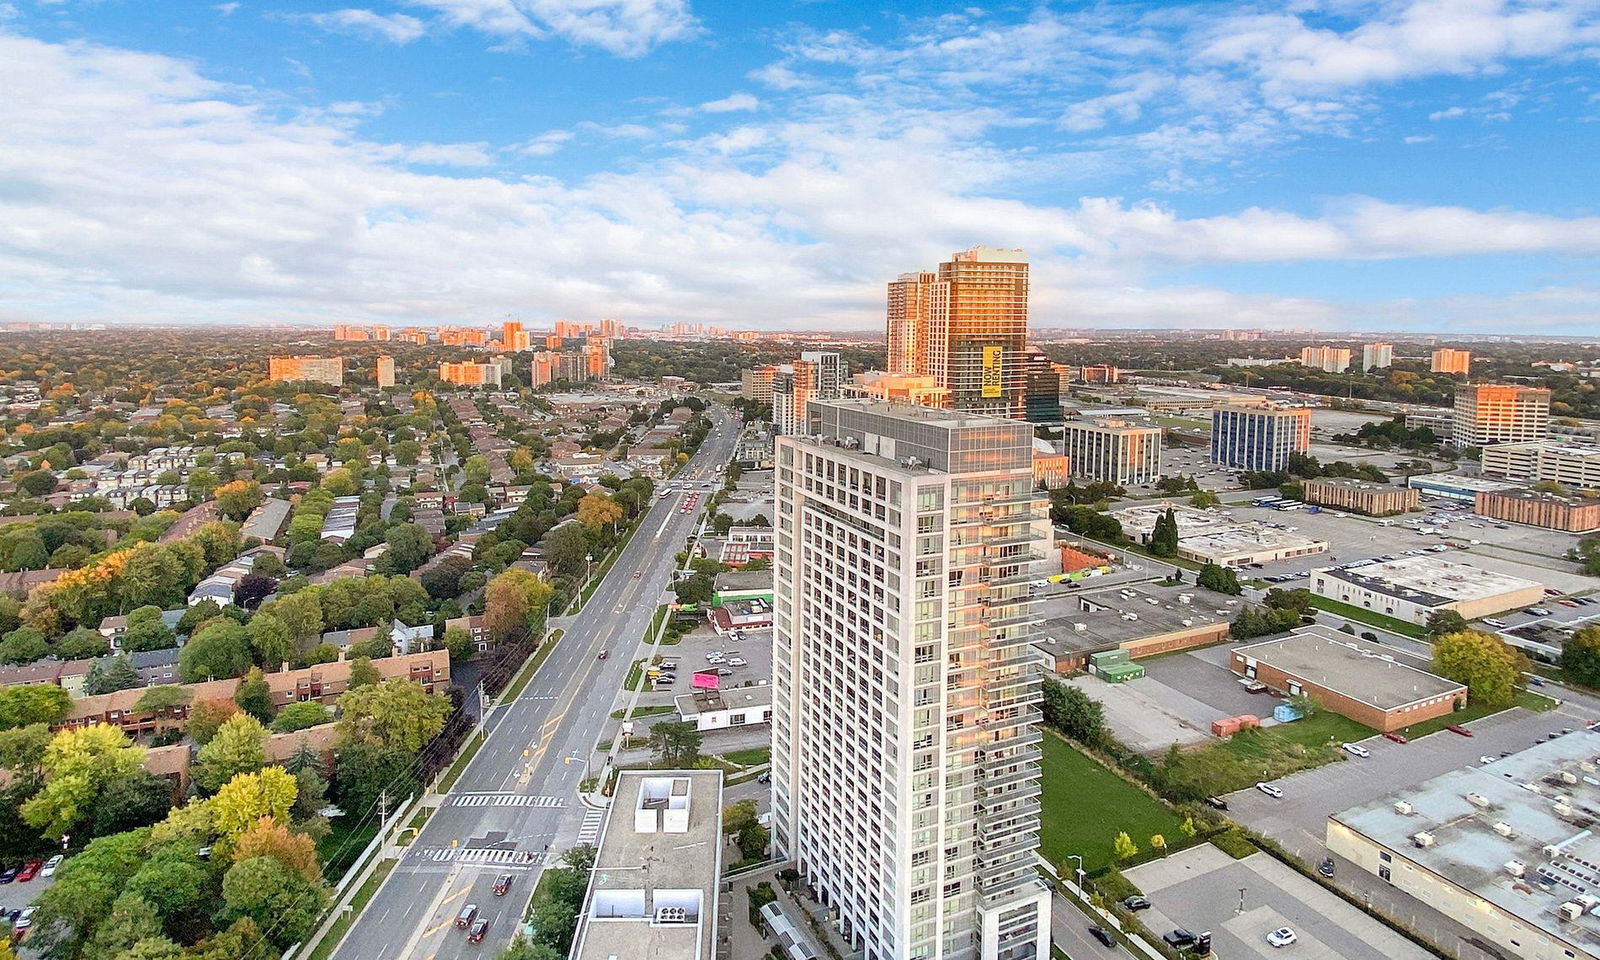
468, 918, 489, 943
1089, 926, 1115, 947
494, 874, 512, 896
455, 904, 478, 929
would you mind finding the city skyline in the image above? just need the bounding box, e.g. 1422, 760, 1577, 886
1, 2, 1597, 333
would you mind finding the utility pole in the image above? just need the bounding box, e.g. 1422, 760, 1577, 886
379, 790, 390, 836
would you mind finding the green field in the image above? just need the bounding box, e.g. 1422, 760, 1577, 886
1307, 595, 1428, 638
1395, 688, 1557, 739
1038, 733, 1186, 874
1160, 711, 1371, 797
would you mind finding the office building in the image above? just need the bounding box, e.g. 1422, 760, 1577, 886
1329, 732, 1600, 960
1079, 365, 1120, 384
1473, 488, 1600, 534
1230, 626, 1465, 732
437, 361, 503, 388
1404, 410, 1453, 441
1310, 556, 1544, 626
1057, 420, 1162, 486
1299, 345, 1352, 373
1209, 405, 1310, 471
1452, 384, 1551, 449
375, 356, 395, 389
1479, 441, 1600, 490
268, 356, 344, 387
774, 400, 1052, 960
1113, 502, 1327, 566
1431, 348, 1472, 375
1361, 342, 1393, 371
885, 247, 1030, 417
570, 770, 723, 960
1300, 477, 1418, 516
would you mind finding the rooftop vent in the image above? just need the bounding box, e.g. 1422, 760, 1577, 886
1394, 800, 1415, 816
1506, 860, 1526, 878
1562, 771, 1580, 785
655, 906, 689, 924
1412, 831, 1435, 848
1467, 793, 1491, 808
1494, 822, 1517, 839
1556, 800, 1576, 818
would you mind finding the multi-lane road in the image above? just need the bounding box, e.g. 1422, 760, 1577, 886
329, 408, 741, 960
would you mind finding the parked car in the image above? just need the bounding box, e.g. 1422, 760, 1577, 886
1120, 896, 1151, 912
15, 861, 40, 883
1318, 857, 1335, 878
714, 668, 734, 676
1530, 676, 1547, 686
1446, 724, 1474, 737
468, 918, 489, 943
1480, 755, 1498, 764
728, 657, 748, 667
0, 867, 16, 884
493, 874, 512, 897
13, 906, 35, 937
1341, 742, 1370, 758
1089, 925, 1116, 947
1267, 927, 1298, 948
1382, 731, 1408, 744
40, 855, 62, 878
756, 772, 770, 784
1162, 928, 1197, 948
1256, 782, 1284, 799
455, 904, 478, 929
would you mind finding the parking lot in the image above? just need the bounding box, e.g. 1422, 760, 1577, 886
1125, 845, 1432, 960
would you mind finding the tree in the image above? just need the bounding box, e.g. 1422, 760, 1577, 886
179, 620, 252, 682
87, 892, 163, 959
347, 655, 381, 690
192, 714, 268, 794
232, 574, 276, 609
212, 766, 297, 841
122, 616, 176, 654
380, 523, 435, 576
1196, 562, 1242, 595
132, 684, 192, 716
1433, 630, 1528, 709
576, 493, 624, 532
220, 855, 327, 950
187, 697, 243, 746
484, 568, 551, 643
213, 480, 264, 521
0, 626, 48, 665
0, 683, 71, 730
1190, 490, 1221, 508
337, 678, 451, 753
271, 701, 332, 733
1149, 507, 1180, 557
1113, 831, 1139, 861
246, 613, 294, 671
232, 816, 321, 881
84, 654, 144, 696
419, 554, 472, 600
1229, 604, 1302, 640
334, 740, 418, 817
1426, 609, 1471, 639
22, 723, 146, 839
1263, 587, 1314, 616
543, 523, 591, 579
1038, 679, 1108, 747
442, 626, 474, 663
647, 720, 702, 768
56, 626, 109, 659
92, 770, 175, 837
1562, 626, 1600, 689
233, 667, 275, 723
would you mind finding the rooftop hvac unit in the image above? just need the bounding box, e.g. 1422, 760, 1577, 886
1562, 771, 1580, 785
655, 906, 688, 923
1506, 860, 1526, 878
1526, 782, 1545, 795
1544, 844, 1565, 859
1073, 623, 1087, 632
1561, 901, 1586, 923
1412, 831, 1435, 848
1394, 801, 1415, 816
1494, 822, 1517, 839
1556, 800, 1576, 818
1467, 793, 1490, 808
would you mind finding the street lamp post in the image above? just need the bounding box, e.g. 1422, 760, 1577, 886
1067, 854, 1085, 891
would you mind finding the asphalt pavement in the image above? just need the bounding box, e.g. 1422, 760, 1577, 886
327, 409, 740, 960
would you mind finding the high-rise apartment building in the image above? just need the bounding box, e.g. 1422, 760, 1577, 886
437, 361, 502, 388
585, 336, 612, 380
800, 351, 846, 402
885, 248, 1029, 417
1059, 420, 1163, 485
1361, 342, 1393, 371
770, 364, 814, 436
1299, 346, 1352, 373
1023, 351, 1062, 423
1452, 384, 1551, 448
741, 366, 775, 402
529, 351, 558, 389
1432, 348, 1472, 375
375, 356, 395, 389
598, 318, 626, 340
773, 400, 1052, 960
502, 320, 531, 351
1210, 405, 1311, 471
268, 356, 344, 387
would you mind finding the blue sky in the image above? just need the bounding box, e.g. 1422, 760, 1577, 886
0, 0, 1598, 333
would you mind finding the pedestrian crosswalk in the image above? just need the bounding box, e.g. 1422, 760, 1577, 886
412, 846, 544, 866
576, 807, 605, 845
450, 793, 566, 808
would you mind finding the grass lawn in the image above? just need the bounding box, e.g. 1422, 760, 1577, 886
1161, 712, 1372, 797
1395, 688, 1558, 739
611, 704, 676, 720
1038, 733, 1186, 874
719, 746, 771, 767
1307, 595, 1428, 639
318, 816, 380, 882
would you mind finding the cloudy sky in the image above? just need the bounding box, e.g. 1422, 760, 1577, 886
1, 0, 1598, 333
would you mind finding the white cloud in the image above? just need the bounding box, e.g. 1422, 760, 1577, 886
307, 9, 428, 44
1430, 106, 1467, 120
214, 2, 240, 15
405, 0, 694, 57
700, 92, 758, 113
399, 142, 495, 166
519, 129, 573, 156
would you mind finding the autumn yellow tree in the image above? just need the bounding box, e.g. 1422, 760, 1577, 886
21, 723, 147, 839
214, 479, 265, 521
576, 492, 624, 532
483, 568, 553, 644
233, 816, 321, 881
213, 766, 298, 842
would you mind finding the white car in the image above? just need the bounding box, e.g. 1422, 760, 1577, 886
1341, 742, 1370, 758
728, 657, 748, 666
1256, 781, 1284, 799
40, 854, 63, 877
1266, 927, 1297, 948
706, 655, 725, 664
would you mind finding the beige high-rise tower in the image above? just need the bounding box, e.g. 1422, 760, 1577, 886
885, 248, 1029, 418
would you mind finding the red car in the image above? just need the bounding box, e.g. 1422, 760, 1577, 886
493, 873, 512, 897
1382, 731, 1409, 744
468, 918, 489, 943
15, 860, 42, 883
1446, 724, 1474, 737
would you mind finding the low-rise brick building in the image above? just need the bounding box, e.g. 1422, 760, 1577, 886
1302, 477, 1419, 516
1474, 487, 1600, 533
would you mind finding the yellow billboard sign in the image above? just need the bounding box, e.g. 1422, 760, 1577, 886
981, 346, 1003, 398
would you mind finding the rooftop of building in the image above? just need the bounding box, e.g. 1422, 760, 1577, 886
573, 769, 723, 960
1332, 730, 1600, 953
1035, 582, 1234, 654
1318, 555, 1542, 606
1486, 441, 1600, 457
1303, 477, 1410, 493
713, 569, 774, 592
1480, 488, 1600, 508
675, 684, 773, 716
1407, 473, 1523, 493
1112, 502, 1239, 536
1236, 625, 1463, 709
1177, 525, 1330, 558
